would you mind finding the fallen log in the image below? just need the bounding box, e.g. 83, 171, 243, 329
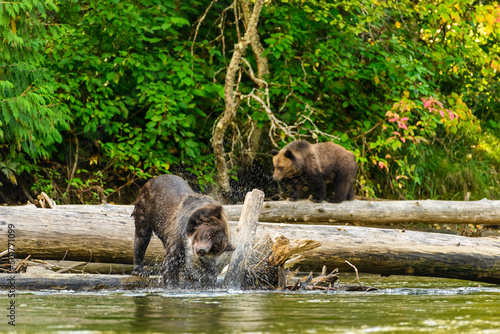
14, 199, 500, 225
0, 204, 162, 264
0, 204, 499, 283
259, 224, 500, 284
43, 260, 135, 275
0, 270, 374, 292
0, 272, 163, 291
224, 199, 500, 225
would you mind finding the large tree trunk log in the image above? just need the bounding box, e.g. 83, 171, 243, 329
256, 223, 500, 284
0, 204, 162, 264
223, 199, 500, 225
11, 199, 500, 226
1, 204, 499, 283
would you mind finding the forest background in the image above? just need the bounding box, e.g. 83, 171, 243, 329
2, 0, 500, 205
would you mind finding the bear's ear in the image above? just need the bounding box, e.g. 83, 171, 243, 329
208, 204, 223, 219
284, 149, 295, 160
186, 218, 197, 233
187, 204, 223, 234
271, 149, 279, 156
190, 204, 223, 223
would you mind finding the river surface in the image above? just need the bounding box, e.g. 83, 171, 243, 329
1, 274, 499, 333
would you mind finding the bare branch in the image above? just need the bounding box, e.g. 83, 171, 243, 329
242, 88, 339, 147
300, 105, 340, 141
345, 260, 363, 289
191, 0, 218, 59
241, 57, 267, 88
243, 88, 296, 147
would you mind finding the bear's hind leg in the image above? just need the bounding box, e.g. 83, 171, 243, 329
132, 223, 153, 277
326, 175, 350, 203
346, 183, 355, 200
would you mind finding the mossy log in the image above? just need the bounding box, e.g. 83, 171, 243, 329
44, 260, 135, 275
0, 204, 499, 283
0, 272, 162, 291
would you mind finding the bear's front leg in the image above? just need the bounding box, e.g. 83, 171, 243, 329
307, 172, 326, 203
198, 258, 218, 289
287, 177, 301, 201
326, 175, 351, 203
163, 244, 185, 288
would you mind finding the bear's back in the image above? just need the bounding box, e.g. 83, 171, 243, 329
313, 142, 356, 177
132, 175, 195, 227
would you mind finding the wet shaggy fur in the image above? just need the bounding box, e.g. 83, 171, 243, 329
131, 175, 233, 288
271, 140, 357, 203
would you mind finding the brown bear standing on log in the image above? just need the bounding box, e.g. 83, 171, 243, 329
131, 174, 233, 289
271, 140, 357, 203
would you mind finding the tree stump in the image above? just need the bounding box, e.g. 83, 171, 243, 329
222, 189, 264, 289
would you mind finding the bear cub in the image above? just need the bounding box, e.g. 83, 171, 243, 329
131, 174, 234, 289
271, 140, 357, 203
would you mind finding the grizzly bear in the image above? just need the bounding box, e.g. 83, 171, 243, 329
271, 140, 357, 203
131, 174, 234, 289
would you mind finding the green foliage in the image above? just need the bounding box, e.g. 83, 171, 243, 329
253, 0, 500, 200
0, 0, 70, 178
2, 0, 500, 203
41, 0, 225, 201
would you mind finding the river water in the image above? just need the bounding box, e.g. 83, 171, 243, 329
1, 274, 499, 333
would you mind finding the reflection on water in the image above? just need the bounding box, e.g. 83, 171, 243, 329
1, 274, 499, 333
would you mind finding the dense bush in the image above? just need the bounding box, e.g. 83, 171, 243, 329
1, 0, 499, 204
0, 1, 70, 192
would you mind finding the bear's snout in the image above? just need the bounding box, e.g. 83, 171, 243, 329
272, 171, 282, 181
195, 245, 210, 257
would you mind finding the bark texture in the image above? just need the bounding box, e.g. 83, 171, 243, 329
223, 199, 500, 225
0, 273, 161, 291
1, 203, 499, 283
240, 0, 269, 164
223, 189, 264, 289
213, 0, 265, 195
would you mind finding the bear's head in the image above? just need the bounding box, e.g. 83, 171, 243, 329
186, 204, 234, 257
271, 148, 301, 181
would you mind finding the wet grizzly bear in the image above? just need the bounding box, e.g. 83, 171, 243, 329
271, 140, 357, 203
131, 175, 233, 289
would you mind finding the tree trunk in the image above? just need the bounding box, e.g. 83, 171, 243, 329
213, 0, 265, 196
241, 0, 269, 82
240, 0, 269, 165
1, 203, 499, 283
